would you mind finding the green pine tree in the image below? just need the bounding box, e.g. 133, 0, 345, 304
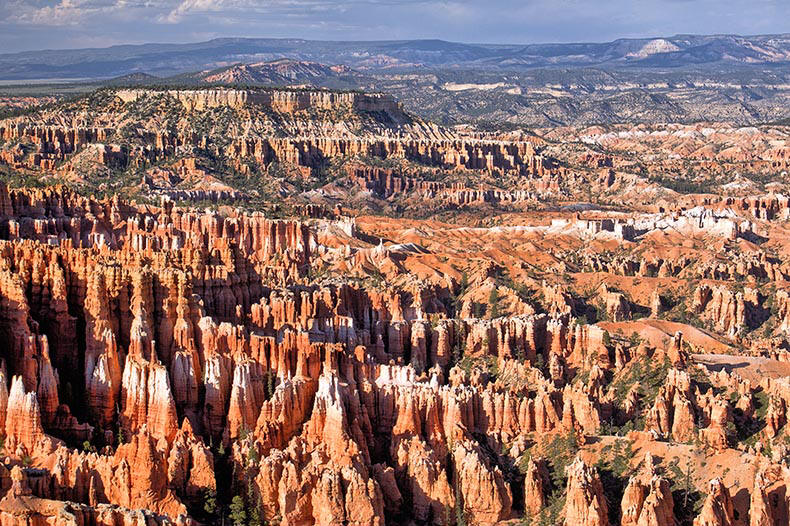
203, 489, 217, 517
229, 495, 247, 526
488, 287, 501, 319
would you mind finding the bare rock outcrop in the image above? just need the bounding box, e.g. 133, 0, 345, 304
564, 457, 608, 526
693, 478, 735, 526
621, 454, 675, 526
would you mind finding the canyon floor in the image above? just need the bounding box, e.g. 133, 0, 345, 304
0, 86, 787, 526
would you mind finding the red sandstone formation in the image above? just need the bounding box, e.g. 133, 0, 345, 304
749, 470, 776, 526
564, 458, 608, 526
693, 479, 735, 526
0, 88, 790, 525
0, 89, 555, 187
621, 454, 675, 526
524, 457, 549, 516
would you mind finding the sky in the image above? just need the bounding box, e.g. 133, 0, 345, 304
0, 0, 787, 53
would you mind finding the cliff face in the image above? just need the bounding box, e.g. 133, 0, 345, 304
116, 88, 404, 116
346, 163, 544, 203
0, 122, 552, 179
0, 88, 555, 188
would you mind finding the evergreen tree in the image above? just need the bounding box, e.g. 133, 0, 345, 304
488, 287, 500, 319
203, 490, 217, 517
229, 495, 247, 526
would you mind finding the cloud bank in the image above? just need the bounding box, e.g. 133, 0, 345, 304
0, 0, 785, 53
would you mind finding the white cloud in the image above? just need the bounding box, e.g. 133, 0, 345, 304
158, 0, 435, 25
0, 0, 788, 52
5, 0, 163, 26
161, 0, 222, 23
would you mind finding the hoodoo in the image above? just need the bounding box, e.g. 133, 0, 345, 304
0, 62, 788, 525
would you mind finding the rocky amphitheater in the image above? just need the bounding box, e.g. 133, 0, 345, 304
0, 87, 787, 526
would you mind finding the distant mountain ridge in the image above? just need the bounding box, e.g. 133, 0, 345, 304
3, 34, 790, 80
177, 59, 356, 86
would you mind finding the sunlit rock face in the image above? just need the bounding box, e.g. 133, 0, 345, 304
1, 86, 790, 525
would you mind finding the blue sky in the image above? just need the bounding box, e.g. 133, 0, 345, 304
0, 0, 786, 53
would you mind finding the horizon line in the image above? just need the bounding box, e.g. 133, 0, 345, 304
4, 31, 790, 57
